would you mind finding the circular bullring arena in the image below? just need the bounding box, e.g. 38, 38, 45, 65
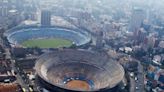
4, 26, 91, 48
35, 49, 125, 92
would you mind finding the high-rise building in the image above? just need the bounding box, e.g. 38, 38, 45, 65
134, 28, 147, 45
96, 31, 104, 50
147, 36, 156, 48
0, 0, 9, 17
41, 10, 51, 26
129, 8, 146, 32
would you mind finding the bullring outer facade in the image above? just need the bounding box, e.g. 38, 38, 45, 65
35, 49, 124, 92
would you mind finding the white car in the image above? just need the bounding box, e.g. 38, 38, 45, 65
136, 87, 139, 90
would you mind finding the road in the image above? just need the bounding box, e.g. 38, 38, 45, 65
5, 48, 30, 92
129, 59, 145, 92
129, 74, 136, 92
136, 61, 144, 92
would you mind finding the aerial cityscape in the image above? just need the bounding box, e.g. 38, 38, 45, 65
0, 0, 164, 92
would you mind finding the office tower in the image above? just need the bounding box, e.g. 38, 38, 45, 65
134, 28, 147, 45
147, 36, 156, 48
129, 8, 146, 32
0, 0, 9, 17
96, 31, 104, 49
41, 10, 51, 26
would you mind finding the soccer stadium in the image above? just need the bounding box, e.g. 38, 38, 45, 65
4, 25, 91, 48
35, 49, 125, 92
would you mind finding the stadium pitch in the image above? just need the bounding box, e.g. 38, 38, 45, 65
22, 38, 72, 48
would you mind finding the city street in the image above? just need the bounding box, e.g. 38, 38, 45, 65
129, 59, 144, 92
136, 61, 144, 92
129, 75, 136, 92
6, 48, 30, 92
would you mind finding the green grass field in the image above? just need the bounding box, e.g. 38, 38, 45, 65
22, 38, 73, 48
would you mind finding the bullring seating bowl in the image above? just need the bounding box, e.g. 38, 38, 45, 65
35, 49, 125, 91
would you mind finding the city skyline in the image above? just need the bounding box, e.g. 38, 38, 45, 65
0, 0, 164, 92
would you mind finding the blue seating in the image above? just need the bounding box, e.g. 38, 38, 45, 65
7, 27, 91, 46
